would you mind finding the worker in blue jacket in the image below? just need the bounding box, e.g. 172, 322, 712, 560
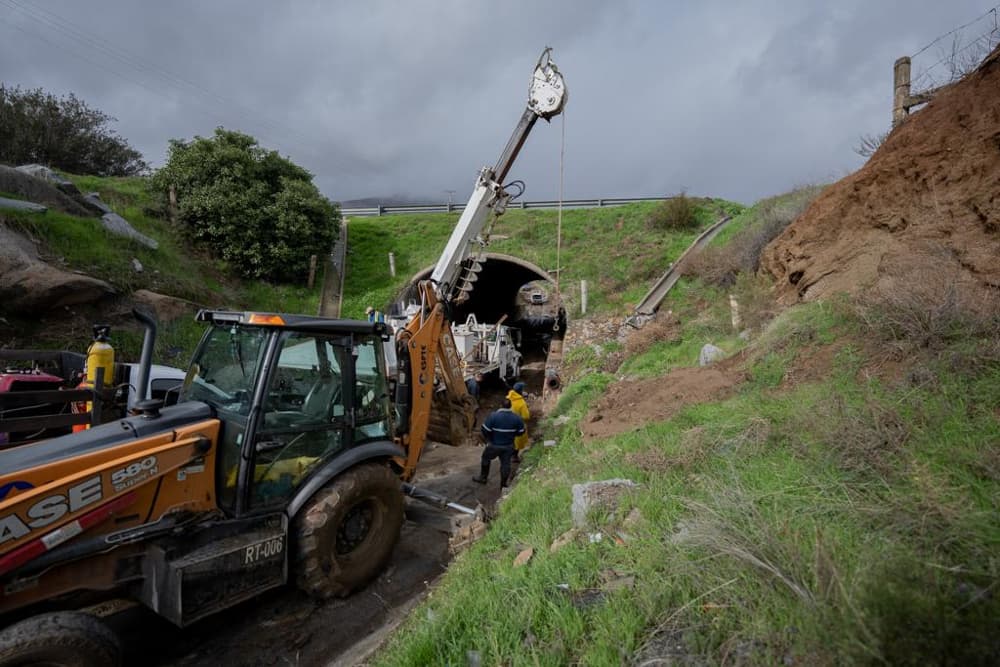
473, 398, 525, 488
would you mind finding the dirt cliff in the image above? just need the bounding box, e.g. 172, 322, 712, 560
762, 44, 1000, 302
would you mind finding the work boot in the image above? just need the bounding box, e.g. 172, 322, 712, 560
512, 451, 521, 463
472, 464, 489, 484
500, 473, 510, 489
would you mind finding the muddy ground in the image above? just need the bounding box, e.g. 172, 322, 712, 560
108, 383, 528, 667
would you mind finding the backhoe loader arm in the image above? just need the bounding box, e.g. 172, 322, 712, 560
393, 285, 476, 481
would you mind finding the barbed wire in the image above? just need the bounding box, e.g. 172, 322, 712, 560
906, 6, 1000, 93
910, 26, 1000, 92
911, 5, 998, 58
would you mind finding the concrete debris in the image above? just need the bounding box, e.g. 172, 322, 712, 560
553, 415, 571, 426
588, 532, 603, 543
132, 258, 143, 273
448, 514, 488, 554
543, 439, 557, 447
101, 212, 158, 249
699, 343, 725, 366
571, 479, 639, 528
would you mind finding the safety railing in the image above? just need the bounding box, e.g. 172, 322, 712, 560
340, 196, 674, 217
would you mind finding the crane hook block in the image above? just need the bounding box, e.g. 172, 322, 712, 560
528, 47, 568, 120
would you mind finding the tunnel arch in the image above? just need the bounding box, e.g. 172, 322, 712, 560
395, 253, 565, 339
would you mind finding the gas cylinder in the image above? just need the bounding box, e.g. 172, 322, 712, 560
74, 325, 114, 432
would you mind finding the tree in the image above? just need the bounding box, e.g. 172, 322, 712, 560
0, 84, 147, 176
151, 128, 338, 283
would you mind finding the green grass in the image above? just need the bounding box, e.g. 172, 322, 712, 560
1, 172, 323, 365
342, 199, 743, 319
376, 257, 1000, 665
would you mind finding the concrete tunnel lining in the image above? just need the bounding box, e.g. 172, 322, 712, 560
395, 253, 565, 342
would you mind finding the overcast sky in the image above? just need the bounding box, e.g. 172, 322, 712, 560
1, 1, 995, 205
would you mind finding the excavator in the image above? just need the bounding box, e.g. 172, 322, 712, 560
0, 48, 566, 665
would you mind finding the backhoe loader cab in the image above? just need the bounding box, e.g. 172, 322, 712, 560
0, 310, 406, 666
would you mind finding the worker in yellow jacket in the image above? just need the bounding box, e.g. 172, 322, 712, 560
506, 382, 530, 461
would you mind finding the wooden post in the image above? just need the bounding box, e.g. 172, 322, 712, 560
388, 252, 396, 277
893, 57, 911, 127
729, 294, 741, 331
580, 279, 588, 315
307, 254, 317, 288
168, 185, 178, 225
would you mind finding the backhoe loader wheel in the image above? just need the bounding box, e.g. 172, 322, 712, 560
0, 611, 122, 667
294, 462, 404, 599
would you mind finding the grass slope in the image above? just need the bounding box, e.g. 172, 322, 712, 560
375, 196, 1000, 665
1, 173, 320, 364
342, 198, 742, 319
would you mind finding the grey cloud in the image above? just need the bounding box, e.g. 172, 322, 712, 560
0, 0, 992, 204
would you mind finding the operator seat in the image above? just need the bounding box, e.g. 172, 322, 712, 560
301, 374, 341, 423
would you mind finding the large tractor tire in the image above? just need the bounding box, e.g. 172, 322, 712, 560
294, 462, 404, 599
0, 611, 122, 667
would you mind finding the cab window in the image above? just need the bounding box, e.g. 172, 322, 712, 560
353, 335, 391, 444
249, 332, 348, 507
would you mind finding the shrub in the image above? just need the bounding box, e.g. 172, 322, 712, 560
647, 192, 699, 231
683, 186, 822, 287
0, 84, 147, 176
857, 260, 1000, 357
151, 128, 338, 282
731, 273, 778, 333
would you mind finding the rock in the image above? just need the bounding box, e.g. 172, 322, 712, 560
553, 414, 571, 426
570, 479, 638, 528
543, 439, 557, 447
513, 547, 534, 567
699, 343, 725, 366
0, 165, 97, 216
16, 164, 78, 194
132, 289, 199, 323
82, 192, 113, 215
738, 329, 752, 341
549, 528, 578, 553
0, 225, 115, 311
99, 213, 156, 247
101, 212, 158, 249
0, 197, 47, 213
131, 258, 143, 273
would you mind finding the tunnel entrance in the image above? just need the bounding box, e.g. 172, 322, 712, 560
395, 253, 566, 393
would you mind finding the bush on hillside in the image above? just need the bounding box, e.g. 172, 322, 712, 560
0, 84, 147, 176
646, 192, 699, 231
151, 128, 338, 282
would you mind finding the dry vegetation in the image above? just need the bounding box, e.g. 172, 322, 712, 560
683, 186, 822, 288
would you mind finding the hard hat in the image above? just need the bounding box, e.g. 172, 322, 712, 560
365, 306, 374, 314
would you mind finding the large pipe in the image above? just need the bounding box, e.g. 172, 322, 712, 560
131, 308, 157, 403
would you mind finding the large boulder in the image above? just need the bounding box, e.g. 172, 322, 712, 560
0, 224, 115, 311
101, 212, 158, 250
0, 164, 97, 217
132, 289, 199, 323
